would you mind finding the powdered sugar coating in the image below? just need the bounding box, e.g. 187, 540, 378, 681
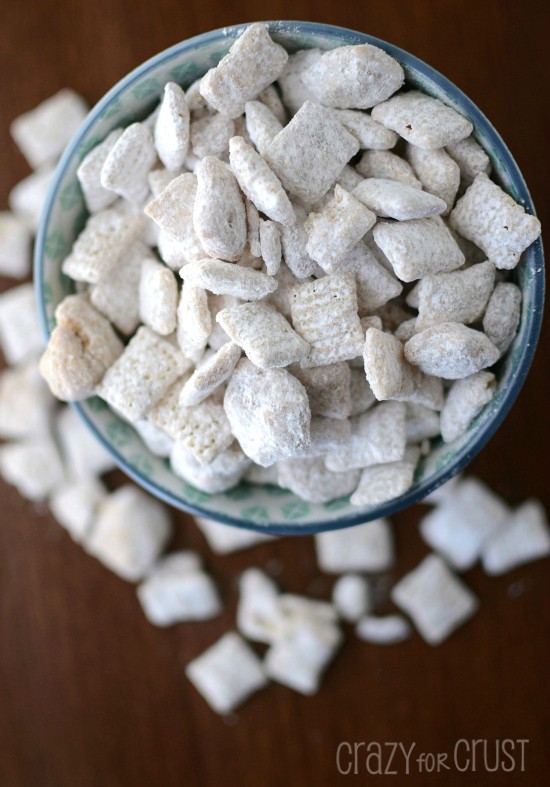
350, 461, 414, 506
353, 177, 446, 220
404, 322, 500, 379
139, 258, 178, 335
415, 261, 495, 330
229, 136, 294, 225
450, 173, 541, 270
440, 371, 496, 443
326, 401, 406, 472
289, 272, 364, 367
446, 135, 491, 186
180, 258, 277, 300
245, 100, 283, 156
278, 457, 360, 503
193, 156, 247, 261
179, 342, 241, 406
371, 90, 473, 150
154, 82, 190, 171
224, 358, 311, 466
199, 23, 288, 119
482, 282, 522, 354
301, 44, 404, 109
291, 362, 351, 420
264, 101, 359, 204
100, 123, 156, 204
406, 144, 460, 215
190, 113, 234, 159
259, 219, 282, 276
216, 301, 309, 369
356, 149, 422, 188
332, 109, 398, 149
373, 216, 465, 282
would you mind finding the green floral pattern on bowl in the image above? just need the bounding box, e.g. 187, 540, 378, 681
34, 22, 544, 534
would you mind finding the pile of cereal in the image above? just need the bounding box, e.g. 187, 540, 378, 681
0, 51, 549, 716
34, 24, 541, 507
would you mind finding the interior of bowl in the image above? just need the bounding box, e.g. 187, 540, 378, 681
34, 21, 544, 535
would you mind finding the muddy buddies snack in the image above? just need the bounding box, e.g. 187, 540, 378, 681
37, 22, 541, 510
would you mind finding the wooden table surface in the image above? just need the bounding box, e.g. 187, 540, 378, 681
1, 1, 549, 785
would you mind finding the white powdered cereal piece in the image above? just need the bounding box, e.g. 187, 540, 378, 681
482, 282, 522, 354
190, 113, 234, 159
10, 88, 88, 168
76, 129, 123, 213
0, 437, 65, 501
216, 302, 308, 369
0, 283, 44, 365
179, 343, 241, 406
0, 361, 53, 439
298, 416, 351, 458
237, 568, 284, 643
363, 328, 416, 401
154, 82, 190, 170
394, 317, 417, 343
406, 144, 460, 215
171, 442, 250, 493
62, 208, 143, 283
175, 399, 234, 466
137, 551, 221, 626
355, 615, 411, 644
415, 261, 495, 330
258, 84, 286, 123
315, 518, 394, 573
332, 109, 398, 149
90, 240, 146, 335
278, 203, 317, 278
353, 178, 446, 220
278, 457, 360, 503
290, 273, 364, 366
278, 595, 339, 628
349, 368, 377, 416
246, 200, 261, 257
144, 173, 203, 254
97, 326, 187, 422
8, 164, 55, 230
404, 322, 499, 379
482, 500, 550, 575
356, 150, 422, 188
302, 44, 404, 109
264, 613, 342, 695
49, 477, 106, 543
57, 405, 115, 478
277, 48, 321, 115
291, 363, 351, 420
195, 515, 273, 554
326, 402, 406, 472
419, 477, 509, 570
339, 241, 403, 314
267, 263, 312, 318
193, 156, 246, 261
371, 90, 473, 150
134, 418, 174, 457
181, 258, 277, 301
440, 371, 496, 443
450, 173, 541, 269
332, 575, 371, 623
224, 358, 310, 466
139, 258, 178, 335
446, 135, 491, 186
259, 219, 281, 275
350, 461, 415, 506
405, 403, 440, 442
186, 632, 268, 714
200, 23, 288, 118
40, 295, 123, 401
0, 212, 32, 278
391, 554, 478, 644
373, 216, 465, 282
100, 123, 156, 204
264, 101, 360, 204
304, 185, 376, 271
177, 281, 212, 358
245, 100, 283, 156
85, 485, 171, 581
229, 136, 294, 225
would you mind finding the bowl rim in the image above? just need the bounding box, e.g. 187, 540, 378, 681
34, 20, 545, 535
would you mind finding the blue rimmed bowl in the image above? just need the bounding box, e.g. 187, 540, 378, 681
35, 21, 544, 535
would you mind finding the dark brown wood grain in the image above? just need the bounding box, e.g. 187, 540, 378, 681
0, 1, 549, 785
